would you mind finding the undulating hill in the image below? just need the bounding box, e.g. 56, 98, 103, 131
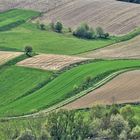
1, 59, 140, 117
80, 35, 140, 59
0, 0, 72, 12
63, 70, 140, 109
39, 0, 140, 35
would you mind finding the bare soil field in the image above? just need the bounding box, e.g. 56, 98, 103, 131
80, 35, 140, 59
0, 51, 22, 65
17, 53, 89, 71
63, 70, 140, 110
39, 0, 140, 35
0, 0, 72, 12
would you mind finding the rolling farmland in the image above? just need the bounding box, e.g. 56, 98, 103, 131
80, 35, 140, 59
63, 70, 140, 110
0, 66, 52, 107
17, 54, 89, 71
1, 60, 140, 116
0, 1, 140, 139
0, 1, 140, 119
0, 9, 39, 31
40, 0, 140, 35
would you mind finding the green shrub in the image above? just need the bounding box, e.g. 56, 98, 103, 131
54, 21, 63, 33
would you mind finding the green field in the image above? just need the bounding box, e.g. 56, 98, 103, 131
0, 60, 140, 117
0, 9, 140, 55
0, 66, 52, 108
0, 9, 39, 31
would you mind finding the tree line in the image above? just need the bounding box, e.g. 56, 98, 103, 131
0, 104, 140, 140
38, 21, 110, 40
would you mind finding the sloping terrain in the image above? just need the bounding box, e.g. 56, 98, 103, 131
17, 54, 89, 71
1, 60, 140, 116
0, 51, 22, 65
0, 0, 72, 12
39, 0, 140, 35
0, 9, 39, 31
80, 35, 140, 59
0, 66, 52, 107
63, 70, 140, 110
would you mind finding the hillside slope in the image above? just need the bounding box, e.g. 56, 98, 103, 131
64, 70, 140, 109
39, 0, 140, 35
80, 35, 140, 59
0, 0, 72, 12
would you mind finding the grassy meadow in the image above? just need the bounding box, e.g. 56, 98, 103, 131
0, 9, 140, 55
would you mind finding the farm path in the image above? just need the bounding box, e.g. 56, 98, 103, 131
63, 70, 140, 110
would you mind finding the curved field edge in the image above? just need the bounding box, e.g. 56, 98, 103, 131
0, 9, 40, 31
1, 13, 140, 55
1, 68, 139, 120
1, 60, 140, 117
0, 54, 53, 107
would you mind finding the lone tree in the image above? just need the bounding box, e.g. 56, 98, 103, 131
40, 23, 46, 30
54, 21, 63, 33
25, 46, 33, 57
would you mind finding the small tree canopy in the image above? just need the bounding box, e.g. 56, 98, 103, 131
54, 21, 63, 33
25, 46, 33, 57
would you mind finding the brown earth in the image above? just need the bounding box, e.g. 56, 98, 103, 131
39, 0, 140, 35
63, 70, 140, 110
17, 53, 89, 71
0, 0, 73, 12
0, 51, 22, 65
79, 35, 140, 59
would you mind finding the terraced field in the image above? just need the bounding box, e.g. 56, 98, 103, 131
63, 70, 140, 110
40, 0, 140, 35
17, 54, 89, 71
80, 35, 140, 59
0, 51, 22, 65
1, 60, 140, 117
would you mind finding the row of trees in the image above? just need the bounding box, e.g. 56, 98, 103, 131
39, 22, 63, 33
38, 21, 109, 40
73, 23, 109, 39
1, 104, 140, 140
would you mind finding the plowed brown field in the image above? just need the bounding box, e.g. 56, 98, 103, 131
80, 35, 140, 59
0, 0, 72, 12
63, 70, 140, 110
40, 0, 140, 35
17, 54, 89, 71
0, 51, 22, 65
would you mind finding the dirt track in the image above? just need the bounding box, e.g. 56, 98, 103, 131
0, 51, 22, 65
17, 53, 89, 71
40, 0, 140, 35
80, 35, 140, 59
63, 70, 140, 110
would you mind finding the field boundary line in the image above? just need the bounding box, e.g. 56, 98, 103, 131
2, 68, 139, 120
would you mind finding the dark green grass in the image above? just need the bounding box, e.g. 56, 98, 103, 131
0, 66, 52, 107
1, 60, 140, 116
0, 9, 39, 31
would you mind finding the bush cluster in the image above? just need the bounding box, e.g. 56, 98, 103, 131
73, 23, 109, 39
1, 105, 140, 140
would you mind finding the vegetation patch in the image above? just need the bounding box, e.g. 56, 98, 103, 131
0, 9, 40, 31
1, 60, 140, 116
